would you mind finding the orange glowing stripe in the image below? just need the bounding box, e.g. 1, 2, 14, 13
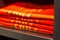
0, 9, 54, 19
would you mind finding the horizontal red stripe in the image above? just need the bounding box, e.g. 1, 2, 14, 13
0, 20, 53, 35
0, 14, 54, 26
0, 17, 54, 31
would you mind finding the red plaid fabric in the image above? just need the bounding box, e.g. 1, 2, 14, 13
0, 2, 54, 36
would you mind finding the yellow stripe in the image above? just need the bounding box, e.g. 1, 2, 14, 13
14, 24, 18, 28
8, 11, 12, 13
37, 9, 43, 12
22, 21, 25, 24
25, 26, 29, 30
22, 13, 25, 17
16, 20, 19, 23
0, 9, 54, 19
21, 25, 25, 30
15, 12, 19, 15
30, 23, 33, 26
10, 20, 14, 22
25, 22, 27, 24
19, 13, 22, 16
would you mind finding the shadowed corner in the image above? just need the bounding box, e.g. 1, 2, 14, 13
0, 0, 5, 8
0, 35, 17, 40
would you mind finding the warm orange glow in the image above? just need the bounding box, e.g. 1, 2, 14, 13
0, 2, 54, 36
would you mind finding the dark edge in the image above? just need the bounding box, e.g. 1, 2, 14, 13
0, 0, 5, 8
54, 0, 60, 40
0, 27, 52, 40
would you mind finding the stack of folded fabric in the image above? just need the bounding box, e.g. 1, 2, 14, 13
0, 2, 54, 37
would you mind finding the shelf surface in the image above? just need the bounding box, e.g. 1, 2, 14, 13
0, 26, 53, 40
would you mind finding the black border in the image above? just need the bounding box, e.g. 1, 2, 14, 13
3, 0, 53, 5
0, 35, 17, 40
54, 0, 60, 40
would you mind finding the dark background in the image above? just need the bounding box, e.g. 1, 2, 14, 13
3, 0, 54, 5
0, 35, 17, 40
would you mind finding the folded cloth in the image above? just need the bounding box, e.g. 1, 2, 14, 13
0, 2, 54, 19
0, 20, 53, 35
0, 14, 54, 26
0, 2, 54, 36
0, 17, 54, 31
